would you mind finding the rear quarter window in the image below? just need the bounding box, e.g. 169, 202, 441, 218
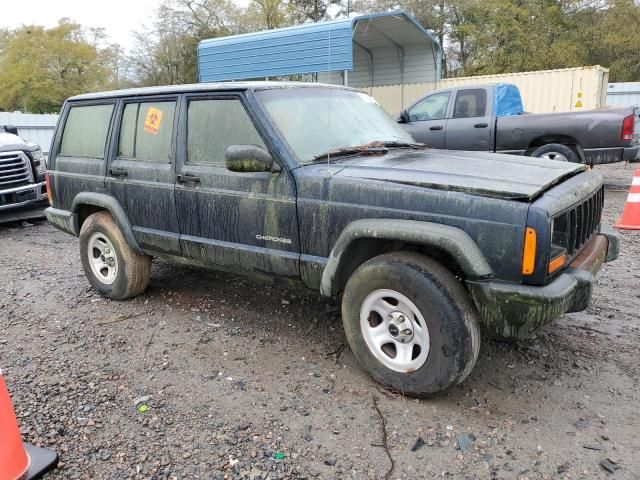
59, 104, 114, 158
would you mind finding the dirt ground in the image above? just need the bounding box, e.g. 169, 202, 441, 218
1, 163, 639, 480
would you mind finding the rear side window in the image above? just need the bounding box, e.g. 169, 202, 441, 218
59, 104, 114, 158
187, 99, 266, 166
453, 89, 487, 118
117, 101, 176, 163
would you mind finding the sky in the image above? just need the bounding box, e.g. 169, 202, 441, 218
0, 0, 173, 51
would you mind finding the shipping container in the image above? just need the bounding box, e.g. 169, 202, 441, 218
369, 66, 609, 115
607, 82, 640, 108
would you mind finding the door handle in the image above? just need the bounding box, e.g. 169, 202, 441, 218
474, 123, 489, 128
109, 167, 128, 177
429, 126, 444, 131
177, 173, 201, 183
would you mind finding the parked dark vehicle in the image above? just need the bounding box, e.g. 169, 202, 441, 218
398, 83, 640, 164
45, 83, 619, 396
0, 125, 49, 222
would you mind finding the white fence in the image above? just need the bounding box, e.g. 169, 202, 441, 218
0, 112, 59, 154
607, 82, 640, 108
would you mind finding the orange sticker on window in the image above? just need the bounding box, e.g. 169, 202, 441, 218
143, 107, 163, 134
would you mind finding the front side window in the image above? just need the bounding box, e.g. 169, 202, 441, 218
117, 101, 176, 162
187, 98, 266, 166
255, 88, 414, 164
60, 104, 114, 158
453, 89, 487, 118
408, 91, 451, 122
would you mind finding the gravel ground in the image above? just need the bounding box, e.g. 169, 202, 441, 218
1, 163, 639, 480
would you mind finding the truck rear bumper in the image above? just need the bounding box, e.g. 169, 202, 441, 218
623, 145, 640, 163
467, 227, 619, 339
583, 145, 640, 164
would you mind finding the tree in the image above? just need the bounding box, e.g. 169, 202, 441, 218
571, 0, 640, 81
0, 20, 120, 113
337, 0, 640, 80
128, 0, 640, 86
129, 0, 241, 86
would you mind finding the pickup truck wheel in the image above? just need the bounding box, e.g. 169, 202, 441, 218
341, 252, 480, 397
79, 212, 151, 300
531, 143, 578, 162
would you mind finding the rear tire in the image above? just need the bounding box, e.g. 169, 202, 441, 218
531, 143, 579, 162
79, 212, 151, 300
341, 252, 480, 397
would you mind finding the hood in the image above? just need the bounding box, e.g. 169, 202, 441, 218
321, 149, 587, 201
0, 131, 29, 152
0, 132, 39, 153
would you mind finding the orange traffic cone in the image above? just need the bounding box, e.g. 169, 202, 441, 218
615, 168, 640, 230
0, 369, 58, 480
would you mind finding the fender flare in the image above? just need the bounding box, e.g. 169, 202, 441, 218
320, 219, 493, 296
71, 192, 143, 253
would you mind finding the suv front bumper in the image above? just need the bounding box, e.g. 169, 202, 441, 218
467, 226, 619, 338
0, 181, 48, 222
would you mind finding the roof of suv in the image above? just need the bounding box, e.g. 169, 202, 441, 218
69, 81, 353, 102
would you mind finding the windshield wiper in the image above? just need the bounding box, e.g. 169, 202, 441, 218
312, 145, 389, 162
378, 140, 427, 149
311, 141, 426, 163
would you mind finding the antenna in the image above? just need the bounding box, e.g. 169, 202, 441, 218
327, 19, 332, 173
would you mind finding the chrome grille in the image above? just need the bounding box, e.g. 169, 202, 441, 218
0, 151, 33, 189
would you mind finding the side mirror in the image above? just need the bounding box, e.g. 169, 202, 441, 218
2, 124, 19, 136
225, 145, 280, 173
399, 110, 410, 123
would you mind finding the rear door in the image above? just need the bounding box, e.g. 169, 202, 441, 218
399, 90, 451, 147
444, 88, 493, 151
174, 92, 300, 277
106, 96, 181, 254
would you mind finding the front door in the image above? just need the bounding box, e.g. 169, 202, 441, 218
444, 88, 493, 151
174, 93, 300, 278
400, 90, 451, 148
106, 97, 181, 253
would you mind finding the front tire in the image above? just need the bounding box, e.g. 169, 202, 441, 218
341, 252, 480, 396
79, 212, 151, 300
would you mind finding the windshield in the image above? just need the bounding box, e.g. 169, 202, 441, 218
255, 88, 415, 164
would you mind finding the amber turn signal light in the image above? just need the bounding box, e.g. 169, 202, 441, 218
548, 253, 567, 274
45, 171, 53, 206
521, 227, 537, 275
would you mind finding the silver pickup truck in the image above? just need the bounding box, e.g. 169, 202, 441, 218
0, 125, 48, 222
398, 83, 640, 164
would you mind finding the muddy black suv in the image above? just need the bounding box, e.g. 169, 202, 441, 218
45, 83, 619, 396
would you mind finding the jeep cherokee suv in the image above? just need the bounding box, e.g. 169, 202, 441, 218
45, 83, 619, 396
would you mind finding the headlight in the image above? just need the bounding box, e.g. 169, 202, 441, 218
30, 148, 46, 176
549, 213, 569, 274
551, 212, 570, 250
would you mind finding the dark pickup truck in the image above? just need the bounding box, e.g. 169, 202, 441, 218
0, 125, 49, 222
398, 83, 640, 164
45, 83, 618, 396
